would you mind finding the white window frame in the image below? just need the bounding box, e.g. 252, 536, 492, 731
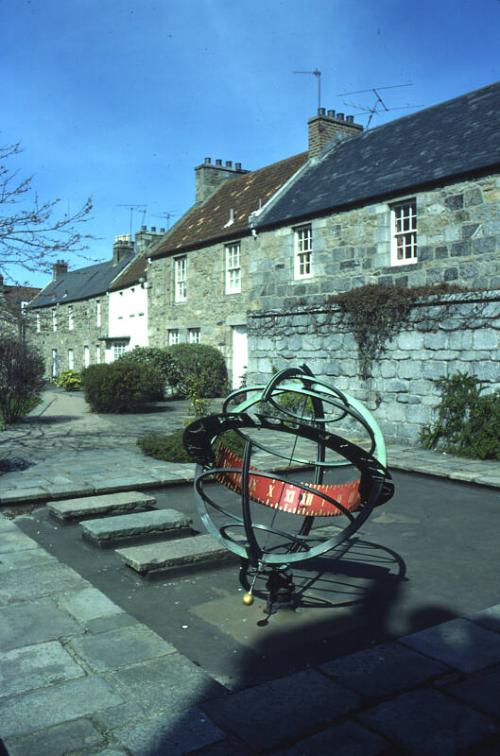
225, 242, 241, 294
83, 345, 90, 368
68, 348, 74, 370
174, 256, 187, 302
391, 199, 417, 265
96, 301, 102, 327
68, 305, 74, 331
293, 224, 313, 280
188, 327, 200, 344
112, 340, 127, 360
168, 329, 180, 346
36, 313, 41, 333
52, 307, 57, 332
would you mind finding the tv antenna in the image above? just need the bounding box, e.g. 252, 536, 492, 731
293, 68, 322, 110
153, 212, 177, 230
337, 83, 419, 129
116, 204, 148, 236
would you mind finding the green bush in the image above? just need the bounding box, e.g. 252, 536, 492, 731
420, 373, 500, 460
81, 361, 164, 413
164, 343, 228, 398
56, 370, 82, 391
0, 336, 45, 426
138, 428, 245, 463
118, 347, 174, 398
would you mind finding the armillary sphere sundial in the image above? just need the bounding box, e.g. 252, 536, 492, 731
183, 365, 394, 617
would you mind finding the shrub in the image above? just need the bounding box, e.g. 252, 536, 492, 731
164, 343, 228, 398
56, 369, 82, 391
138, 428, 245, 463
81, 361, 164, 413
0, 336, 45, 425
420, 373, 500, 460
118, 347, 175, 399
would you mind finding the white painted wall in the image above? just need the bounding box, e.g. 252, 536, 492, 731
107, 284, 148, 362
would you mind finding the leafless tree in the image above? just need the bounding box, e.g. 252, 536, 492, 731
0, 142, 92, 283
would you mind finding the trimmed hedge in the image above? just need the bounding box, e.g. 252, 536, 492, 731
0, 336, 45, 425
81, 361, 164, 413
164, 343, 228, 398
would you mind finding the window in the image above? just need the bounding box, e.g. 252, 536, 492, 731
112, 340, 127, 360
392, 200, 417, 265
96, 301, 102, 327
68, 306, 74, 331
188, 327, 200, 344
36, 313, 41, 333
52, 307, 57, 332
84, 345, 90, 368
168, 329, 179, 346
174, 256, 187, 302
294, 224, 313, 279
225, 242, 241, 294
68, 349, 74, 370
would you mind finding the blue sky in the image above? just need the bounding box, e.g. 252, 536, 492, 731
2, 0, 500, 286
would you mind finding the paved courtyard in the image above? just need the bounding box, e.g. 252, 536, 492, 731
1, 389, 500, 754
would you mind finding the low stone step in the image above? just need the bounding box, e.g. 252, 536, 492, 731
80, 509, 192, 545
48, 491, 157, 521
116, 533, 232, 574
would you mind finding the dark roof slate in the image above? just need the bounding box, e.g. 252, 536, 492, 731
109, 254, 148, 291
257, 81, 500, 228
150, 152, 307, 259
28, 254, 134, 309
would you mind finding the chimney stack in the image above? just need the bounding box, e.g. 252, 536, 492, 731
112, 235, 134, 265
52, 260, 68, 280
195, 158, 249, 203
308, 107, 363, 158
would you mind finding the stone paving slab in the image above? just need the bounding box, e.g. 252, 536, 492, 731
400, 617, 500, 673
0, 676, 124, 739
273, 720, 390, 756
67, 624, 177, 673
320, 640, 448, 698
0, 545, 58, 572
4, 717, 106, 756
447, 667, 500, 719
57, 586, 125, 623
466, 603, 500, 633
0, 640, 85, 699
202, 669, 361, 750
47, 491, 157, 521
0, 597, 81, 652
0, 561, 89, 606
357, 688, 499, 755
81, 508, 192, 545
112, 707, 225, 756
116, 533, 233, 574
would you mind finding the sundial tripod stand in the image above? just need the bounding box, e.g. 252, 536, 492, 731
184, 365, 394, 617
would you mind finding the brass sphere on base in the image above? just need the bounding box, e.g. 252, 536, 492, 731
242, 592, 254, 606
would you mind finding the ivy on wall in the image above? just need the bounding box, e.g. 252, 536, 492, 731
328, 283, 465, 379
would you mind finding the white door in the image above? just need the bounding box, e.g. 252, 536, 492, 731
232, 326, 248, 388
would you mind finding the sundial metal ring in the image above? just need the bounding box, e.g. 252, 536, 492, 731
183, 365, 394, 614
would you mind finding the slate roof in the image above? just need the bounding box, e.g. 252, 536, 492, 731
257, 81, 500, 228
28, 254, 134, 309
3, 285, 40, 313
150, 152, 308, 259
109, 254, 149, 292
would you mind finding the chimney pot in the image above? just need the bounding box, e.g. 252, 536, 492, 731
160, 227, 165, 233
346, 115, 354, 124
151, 226, 156, 232
141, 224, 147, 231
337, 112, 345, 121
327, 109, 335, 118
204, 157, 211, 165
225, 160, 232, 168
215, 159, 222, 166
318, 107, 326, 116
235, 162, 242, 170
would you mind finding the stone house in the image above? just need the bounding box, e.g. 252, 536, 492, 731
27, 229, 162, 378
0, 276, 40, 340
146, 153, 308, 387
249, 81, 500, 312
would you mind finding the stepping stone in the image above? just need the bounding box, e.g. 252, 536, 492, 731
80, 509, 192, 546
48, 492, 157, 521
116, 533, 233, 574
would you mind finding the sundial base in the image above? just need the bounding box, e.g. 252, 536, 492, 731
265, 565, 296, 615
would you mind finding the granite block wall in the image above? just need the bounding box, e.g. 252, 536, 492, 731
246, 290, 500, 443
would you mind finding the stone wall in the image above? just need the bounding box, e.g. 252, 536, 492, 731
147, 235, 256, 368
33, 297, 109, 377
246, 290, 500, 443
251, 173, 500, 311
